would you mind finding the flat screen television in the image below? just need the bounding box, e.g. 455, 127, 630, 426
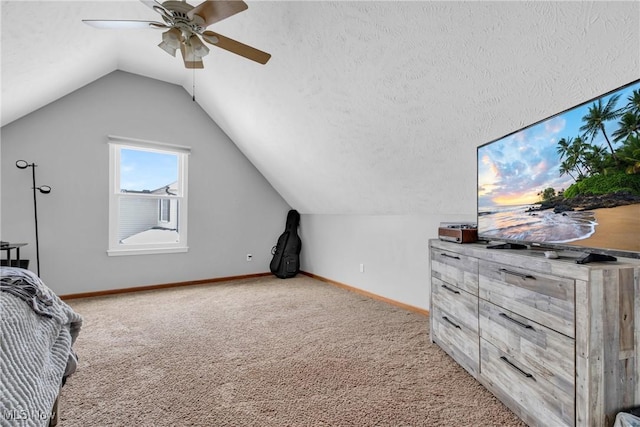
477, 79, 640, 262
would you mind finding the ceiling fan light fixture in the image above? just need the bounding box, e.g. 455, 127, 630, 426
189, 34, 210, 58
180, 43, 204, 69
82, 0, 271, 68
158, 41, 177, 57
162, 27, 182, 49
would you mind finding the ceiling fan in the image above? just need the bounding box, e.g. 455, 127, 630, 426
83, 0, 271, 69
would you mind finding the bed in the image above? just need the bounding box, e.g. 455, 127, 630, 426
0, 267, 82, 427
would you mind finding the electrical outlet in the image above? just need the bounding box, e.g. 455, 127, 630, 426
359, 263, 364, 273
246, 254, 253, 262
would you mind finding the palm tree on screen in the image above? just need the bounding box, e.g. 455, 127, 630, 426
579, 94, 621, 162
612, 112, 640, 142
626, 90, 640, 116
582, 144, 607, 175
556, 137, 572, 161
559, 160, 577, 181
616, 135, 640, 174
557, 136, 590, 179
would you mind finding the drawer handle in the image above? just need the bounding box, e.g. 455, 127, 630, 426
499, 268, 536, 280
500, 356, 535, 381
441, 284, 460, 295
441, 253, 461, 260
442, 316, 461, 329
499, 312, 534, 331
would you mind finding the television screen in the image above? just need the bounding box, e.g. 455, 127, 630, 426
477, 79, 640, 260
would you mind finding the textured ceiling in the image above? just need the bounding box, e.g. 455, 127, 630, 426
2, 1, 639, 214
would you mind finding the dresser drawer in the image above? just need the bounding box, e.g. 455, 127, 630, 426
479, 260, 574, 337
431, 248, 479, 295
480, 338, 574, 427
431, 305, 479, 377
432, 276, 478, 333
479, 299, 574, 395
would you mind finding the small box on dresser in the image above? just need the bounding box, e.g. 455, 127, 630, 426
429, 239, 640, 427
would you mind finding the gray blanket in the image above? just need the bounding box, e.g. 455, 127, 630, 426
0, 267, 82, 427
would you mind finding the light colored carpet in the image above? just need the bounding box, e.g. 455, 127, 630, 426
60, 275, 525, 426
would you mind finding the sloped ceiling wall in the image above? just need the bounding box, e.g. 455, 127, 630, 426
2, 1, 639, 215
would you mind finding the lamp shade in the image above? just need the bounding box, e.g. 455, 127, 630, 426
189, 34, 210, 58
158, 41, 177, 56
162, 27, 182, 48
180, 43, 204, 69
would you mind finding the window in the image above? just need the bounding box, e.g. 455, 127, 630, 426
108, 136, 190, 256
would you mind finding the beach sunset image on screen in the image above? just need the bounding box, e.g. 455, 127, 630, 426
478, 80, 640, 255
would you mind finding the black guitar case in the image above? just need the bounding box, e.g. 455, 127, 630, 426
270, 210, 301, 278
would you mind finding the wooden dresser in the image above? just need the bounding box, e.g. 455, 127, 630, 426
429, 239, 640, 427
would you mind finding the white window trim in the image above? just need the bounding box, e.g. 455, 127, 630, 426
107, 135, 190, 256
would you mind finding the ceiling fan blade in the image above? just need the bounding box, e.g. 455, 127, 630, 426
82, 19, 167, 29
187, 1, 248, 27
202, 31, 271, 64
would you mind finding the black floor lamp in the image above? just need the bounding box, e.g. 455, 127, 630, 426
16, 160, 51, 277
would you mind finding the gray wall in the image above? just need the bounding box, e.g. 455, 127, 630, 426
299, 214, 476, 311
1, 71, 290, 295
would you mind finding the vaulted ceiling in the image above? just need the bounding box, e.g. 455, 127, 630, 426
2, 1, 639, 214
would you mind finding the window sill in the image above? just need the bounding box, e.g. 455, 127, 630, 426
107, 247, 189, 256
